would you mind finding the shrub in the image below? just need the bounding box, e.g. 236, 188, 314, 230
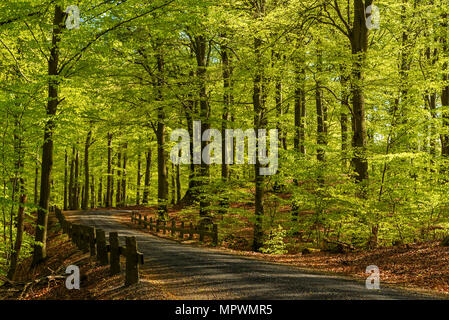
260, 225, 288, 255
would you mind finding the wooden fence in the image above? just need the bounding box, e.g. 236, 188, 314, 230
54, 208, 144, 286
130, 211, 218, 246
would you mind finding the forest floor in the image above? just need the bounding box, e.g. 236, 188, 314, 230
0, 213, 170, 300
226, 242, 449, 296
1, 208, 448, 299
58, 209, 444, 299
120, 205, 449, 297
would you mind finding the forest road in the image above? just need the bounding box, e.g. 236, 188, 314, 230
66, 209, 440, 300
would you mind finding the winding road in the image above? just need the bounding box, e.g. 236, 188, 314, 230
66, 209, 439, 300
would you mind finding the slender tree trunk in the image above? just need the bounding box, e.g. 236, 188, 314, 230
63, 150, 68, 210
315, 47, 326, 166
136, 151, 141, 205
195, 35, 210, 219
176, 159, 181, 204
90, 175, 95, 208
252, 3, 266, 251
274, 51, 286, 150
221, 40, 231, 180
8, 116, 26, 279
121, 143, 127, 206
34, 159, 39, 206
111, 164, 114, 207
171, 163, 175, 205
156, 51, 168, 219
294, 60, 306, 155
116, 150, 121, 207
98, 175, 103, 207
81, 185, 85, 208
441, 13, 449, 163
143, 146, 152, 204
292, 56, 306, 222
69, 146, 75, 209
106, 133, 112, 207
74, 148, 80, 210
340, 70, 350, 169
82, 130, 91, 210
179, 90, 198, 205
350, 0, 372, 187
32, 5, 64, 265
7, 193, 26, 280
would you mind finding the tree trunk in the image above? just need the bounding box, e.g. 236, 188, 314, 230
90, 175, 95, 208
69, 146, 75, 209
98, 175, 103, 207
106, 133, 112, 207
316, 47, 326, 165
74, 148, 80, 209
340, 70, 350, 169
441, 13, 449, 163
156, 51, 168, 219
82, 130, 91, 210
350, 0, 372, 187
221, 40, 231, 180
294, 59, 306, 155
195, 35, 210, 219
252, 3, 266, 251
32, 5, 64, 265
143, 146, 152, 204
7, 194, 26, 280
136, 151, 141, 205
171, 162, 176, 205
176, 160, 181, 204
274, 51, 286, 150
34, 159, 39, 206
63, 150, 68, 210
111, 165, 114, 206
121, 143, 127, 206
179, 91, 198, 205
116, 150, 121, 207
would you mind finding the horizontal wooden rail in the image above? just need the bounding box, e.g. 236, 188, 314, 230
130, 210, 218, 246
54, 207, 144, 286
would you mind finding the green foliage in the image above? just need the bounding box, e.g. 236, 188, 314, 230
2, 0, 449, 275
260, 225, 288, 255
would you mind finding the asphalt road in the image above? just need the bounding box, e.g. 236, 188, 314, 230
67, 209, 439, 300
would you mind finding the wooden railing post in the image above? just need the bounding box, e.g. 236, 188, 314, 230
81, 226, 89, 253
171, 220, 175, 236
67, 222, 73, 239
72, 224, 80, 248
109, 232, 120, 275
87, 226, 96, 257
143, 216, 147, 229
138, 214, 142, 226
96, 229, 108, 265
189, 222, 193, 240
71, 224, 76, 245
156, 219, 160, 233
163, 221, 167, 234
180, 222, 185, 239
125, 236, 139, 286
150, 217, 153, 231
212, 224, 218, 246
76, 225, 82, 249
